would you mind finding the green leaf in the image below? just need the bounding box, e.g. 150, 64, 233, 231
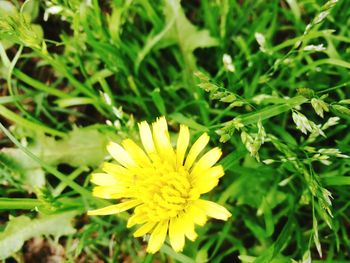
163, 0, 218, 64
151, 88, 167, 116
135, 17, 175, 71
136, 0, 218, 70
160, 244, 195, 263
323, 176, 350, 186
170, 112, 209, 132
0, 127, 109, 190
0, 148, 45, 191
285, 0, 301, 19
253, 217, 293, 263
0, 0, 17, 16
234, 165, 285, 209
31, 127, 109, 167
0, 211, 76, 259
0, 1, 17, 51
163, 0, 218, 50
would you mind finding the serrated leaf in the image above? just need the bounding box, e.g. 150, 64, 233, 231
0, 148, 45, 191
33, 127, 108, 167
1, 127, 109, 191
136, 0, 218, 70
163, 0, 218, 52
0, 211, 76, 259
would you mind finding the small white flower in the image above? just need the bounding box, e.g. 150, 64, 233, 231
263, 159, 275, 165
112, 106, 123, 119
43, 6, 63, 21
322, 117, 340, 130
113, 120, 121, 129
321, 188, 333, 206
20, 137, 28, 147
310, 123, 326, 137
255, 32, 268, 53
311, 98, 329, 118
303, 44, 326, 52
252, 94, 273, 104
103, 92, 112, 105
255, 32, 265, 46
314, 11, 329, 24
313, 154, 332, 165
304, 146, 316, 153
241, 131, 254, 154
232, 118, 244, 129
292, 111, 313, 134
223, 54, 235, 72
336, 154, 350, 158
318, 148, 340, 155
304, 24, 312, 34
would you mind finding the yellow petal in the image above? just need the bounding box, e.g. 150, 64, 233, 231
186, 204, 207, 226
194, 199, 231, 221
127, 210, 148, 228
102, 162, 129, 176
169, 217, 185, 252
184, 133, 209, 169
184, 227, 197, 241
92, 186, 126, 199
138, 121, 156, 154
101, 162, 133, 184
207, 165, 225, 179
147, 220, 169, 254
90, 173, 118, 186
192, 165, 224, 194
176, 124, 190, 167
190, 147, 222, 178
194, 177, 219, 194
107, 142, 136, 167
133, 221, 157, 237
179, 212, 197, 241
152, 117, 175, 163
88, 199, 141, 215
122, 139, 151, 167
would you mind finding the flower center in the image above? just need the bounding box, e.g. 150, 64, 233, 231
135, 160, 199, 221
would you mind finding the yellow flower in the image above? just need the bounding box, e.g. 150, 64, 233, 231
88, 117, 231, 253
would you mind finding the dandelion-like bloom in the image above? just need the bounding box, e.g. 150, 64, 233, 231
88, 117, 231, 253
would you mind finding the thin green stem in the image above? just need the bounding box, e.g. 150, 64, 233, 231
317, 80, 350, 94
0, 198, 42, 210
53, 166, 88, 197
0, 197, 88, 211
210, 96, 308, 130
0, 105, 66, 137
0, 93, 39, 104
13, 68, 70, 98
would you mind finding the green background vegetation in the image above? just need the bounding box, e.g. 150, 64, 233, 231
0, 0, 350, 262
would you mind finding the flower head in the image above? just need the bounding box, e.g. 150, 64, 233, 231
88, 117, 231, 253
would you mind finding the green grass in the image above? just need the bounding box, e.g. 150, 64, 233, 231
1, 0, 350, 262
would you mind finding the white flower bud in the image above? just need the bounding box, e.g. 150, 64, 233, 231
223, 54, 235, 72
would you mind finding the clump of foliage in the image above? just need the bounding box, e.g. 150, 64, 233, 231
1, 0, 350, 262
